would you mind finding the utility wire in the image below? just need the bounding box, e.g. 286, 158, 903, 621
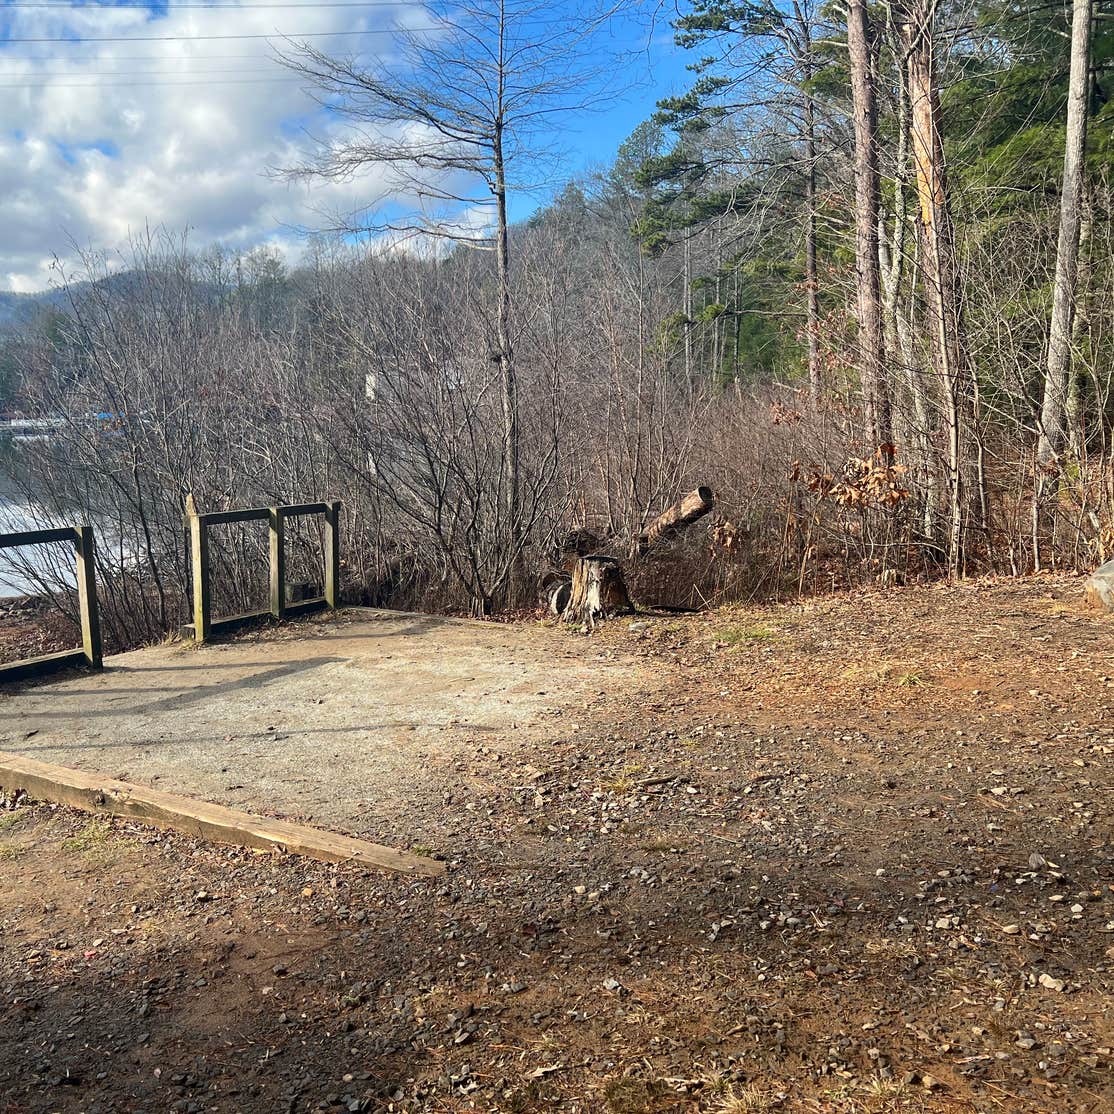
0, 75, 306, 85
0, 0, 417, 7
0, 66, 285, 74
0, 24, 439, 42
0, 50, 361, 60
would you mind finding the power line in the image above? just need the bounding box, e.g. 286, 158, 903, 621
0, 0, 415, 7
0, 24, 439, 43
0, 76, 305, 86
0, 66, 285, 75
0, 51, 357, 61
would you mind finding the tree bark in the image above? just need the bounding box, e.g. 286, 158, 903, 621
880, 154, 940, 548
847, 0, 890, 448
902, 0, 983, 575
564, 555, 632, 630
794, 1, 821, 409
1033, 0, 1093, 570
493, 122, 520, 560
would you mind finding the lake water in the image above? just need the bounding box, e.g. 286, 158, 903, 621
0, 496, 76, 597
0, 449, 78, 597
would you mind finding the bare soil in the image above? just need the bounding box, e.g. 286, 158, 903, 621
0, 609, 638, 831
0, 576, 1111, 1113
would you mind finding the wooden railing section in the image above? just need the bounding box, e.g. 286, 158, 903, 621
184, 500, 341, 643
0, 525, 102, 681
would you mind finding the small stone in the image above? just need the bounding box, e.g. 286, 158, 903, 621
1038, 973, 1066, 992
1084, 559, 1114, 611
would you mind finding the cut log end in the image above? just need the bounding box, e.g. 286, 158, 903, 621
548, 581, 572, 615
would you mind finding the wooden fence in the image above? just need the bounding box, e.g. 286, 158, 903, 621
0, 500, 341, 677
184, 500, 341, 643
0, 525, 101, 682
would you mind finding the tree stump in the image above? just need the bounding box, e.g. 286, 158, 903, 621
564, 555, 631, 630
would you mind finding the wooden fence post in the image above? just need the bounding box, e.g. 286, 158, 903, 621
74, 526, 102, 669
324, 500, 341, 608
269, 508, 286, 620
190, 513, 211, 643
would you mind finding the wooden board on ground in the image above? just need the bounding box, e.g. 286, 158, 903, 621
0, 751, 443, 877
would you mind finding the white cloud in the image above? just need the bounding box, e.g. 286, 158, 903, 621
0, 0, 448, 290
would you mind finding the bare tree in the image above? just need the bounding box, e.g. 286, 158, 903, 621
279, 0, 624, 603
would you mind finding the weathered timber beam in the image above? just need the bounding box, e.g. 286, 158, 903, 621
276, 502, 329, 518
0, 527, 78, 549
0, 649, 87, 684
0, 751, 444, 876
198, 507, 271, 526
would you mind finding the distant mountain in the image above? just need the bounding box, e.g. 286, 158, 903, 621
0, 269, 287, 337
0, 288, 74, 329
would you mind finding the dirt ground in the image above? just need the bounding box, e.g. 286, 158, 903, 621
0, 609, 638, 830
0, 575, 1111, 1114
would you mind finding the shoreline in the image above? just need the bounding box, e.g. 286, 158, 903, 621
0, 592, 74, 665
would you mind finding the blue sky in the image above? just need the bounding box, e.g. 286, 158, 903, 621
0, 0, 691, 290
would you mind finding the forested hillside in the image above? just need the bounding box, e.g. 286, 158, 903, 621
2, 0, 1111, 647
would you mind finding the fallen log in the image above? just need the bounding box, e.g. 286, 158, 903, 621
564, 555, 631, 630
548, 580, 572, 615
638, 486, 715, 555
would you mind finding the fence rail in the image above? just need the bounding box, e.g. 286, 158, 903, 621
184, 500, 341, 643
0, 525, 102, 682
0, 500, 342, 679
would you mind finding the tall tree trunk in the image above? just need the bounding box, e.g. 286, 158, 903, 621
847, 0, 890, 448
732, 265, 741, 382
902, 0, 980, 575
795, 1, 821, 409
1065, 182, 1094, 464
493, 121, 520, 566
683, 236, 693, 381
879, 54, 936, 534
1033, 0, 1093, 570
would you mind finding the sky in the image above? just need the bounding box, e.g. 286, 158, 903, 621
0, 0, 690, 292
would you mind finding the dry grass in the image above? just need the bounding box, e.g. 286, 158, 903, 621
717, 624, 778, 646
710, 1083, 781, 1113
61, 818, 135, 864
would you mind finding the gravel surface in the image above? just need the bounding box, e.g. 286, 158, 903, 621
0, 574, 1111, 1113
